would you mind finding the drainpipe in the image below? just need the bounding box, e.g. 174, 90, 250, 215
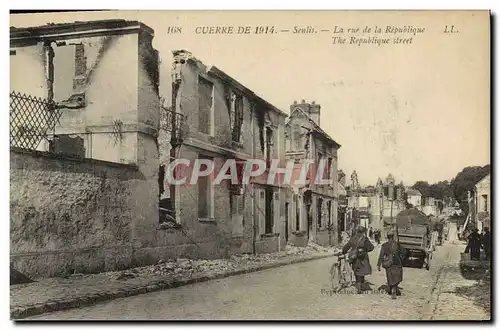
44, 41, 55, 102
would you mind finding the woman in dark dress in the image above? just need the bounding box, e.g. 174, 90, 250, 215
377, 231, 404, 299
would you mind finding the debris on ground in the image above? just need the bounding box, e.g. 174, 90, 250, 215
106, 243, 338, 281
10, 267, 34, 285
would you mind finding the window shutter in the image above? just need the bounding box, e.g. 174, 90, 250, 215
273, 192, 280, 233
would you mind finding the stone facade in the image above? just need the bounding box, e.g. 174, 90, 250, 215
347, 173, 406, 232
10, 20, 161, 277
285, 100, 341, 247
10, 149, 154, 277
474, 173, 491, 230
157, 50, 288, 259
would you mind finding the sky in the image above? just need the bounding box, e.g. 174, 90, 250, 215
9, 10, 491, 186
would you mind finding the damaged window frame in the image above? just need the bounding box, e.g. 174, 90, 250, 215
198, 75, 215, 136
264, 126, 274, 170
44, 40, 88, 156
159, 160, 181, 228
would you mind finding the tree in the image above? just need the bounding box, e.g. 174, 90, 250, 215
413, 181, 431, 197
450, 164, 490, 214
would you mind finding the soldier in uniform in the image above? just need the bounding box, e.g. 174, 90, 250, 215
342, 226, 375, 293
377, 231, 405, 299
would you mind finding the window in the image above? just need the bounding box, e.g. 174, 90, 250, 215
316, 152, 322, 182
198, 155, 214, 219
198, 76, 213, 135
326, 157, 332, 180
265, 187, 274, 234
317, 198, 323, 228
232, 94, 244, 143
483, 194, 488, 212
265, 127, 273, 169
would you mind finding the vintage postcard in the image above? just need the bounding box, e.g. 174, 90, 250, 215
9, 10, 490, 321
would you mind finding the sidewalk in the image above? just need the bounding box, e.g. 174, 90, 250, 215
11, 242, 339, 320
425, 241, 490, 320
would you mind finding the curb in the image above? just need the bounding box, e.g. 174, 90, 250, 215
11, 252, 335, 320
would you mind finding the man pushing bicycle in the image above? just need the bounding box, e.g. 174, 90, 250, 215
341, 226, 375, 293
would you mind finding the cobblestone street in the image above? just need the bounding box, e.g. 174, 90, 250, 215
11, 243, 337, 319
25, 239, 489, 320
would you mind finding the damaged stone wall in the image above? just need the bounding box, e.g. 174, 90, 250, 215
152, 147, 252, 260
10, 22, 162, 278
10, 149, 151, 278
11, 33, 155, 165
171, 52, 254, 155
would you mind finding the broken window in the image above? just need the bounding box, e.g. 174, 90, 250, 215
159, 162, 178, 225
265, 127, 273, 169
326, 157, 332, 180
317, 198, 323, 228
198, 155, 214, 219
232, 94, 244, 143
198, 76, 213, 135
316, 152, 322, 182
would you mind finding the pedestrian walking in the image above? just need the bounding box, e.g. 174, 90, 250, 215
464, 228, 482, 261
342, 226, 375, 294
368, 227, 373, 240
377, 231, 405, 299
482, 227, 491, 260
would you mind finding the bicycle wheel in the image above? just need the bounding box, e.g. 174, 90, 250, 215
330, 263, 341, 292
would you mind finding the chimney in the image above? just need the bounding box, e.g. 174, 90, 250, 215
289, 100, 321, 126
309, 101, 321, 126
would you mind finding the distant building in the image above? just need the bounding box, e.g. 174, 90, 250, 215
346, 173, 405, 232
473, 173, 490, 231
406, 188, 422, 207
285, 100, 341, 247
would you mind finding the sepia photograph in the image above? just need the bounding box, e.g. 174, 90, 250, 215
8, 9, 491, 321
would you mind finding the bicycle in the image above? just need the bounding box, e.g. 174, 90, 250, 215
329, 251, 356, 292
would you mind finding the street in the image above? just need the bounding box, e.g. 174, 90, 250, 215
27, 239, 486, 321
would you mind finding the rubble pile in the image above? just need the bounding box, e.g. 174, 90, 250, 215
111, 243, 338, 281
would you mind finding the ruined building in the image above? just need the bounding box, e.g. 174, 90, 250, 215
158, 50, 289, 258
10, 20, 162, 277
284, 100, 341, 247
347, 172, 407, 232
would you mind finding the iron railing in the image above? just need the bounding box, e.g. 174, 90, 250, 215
160, 105, 185, 145
10, 91, 62, 150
